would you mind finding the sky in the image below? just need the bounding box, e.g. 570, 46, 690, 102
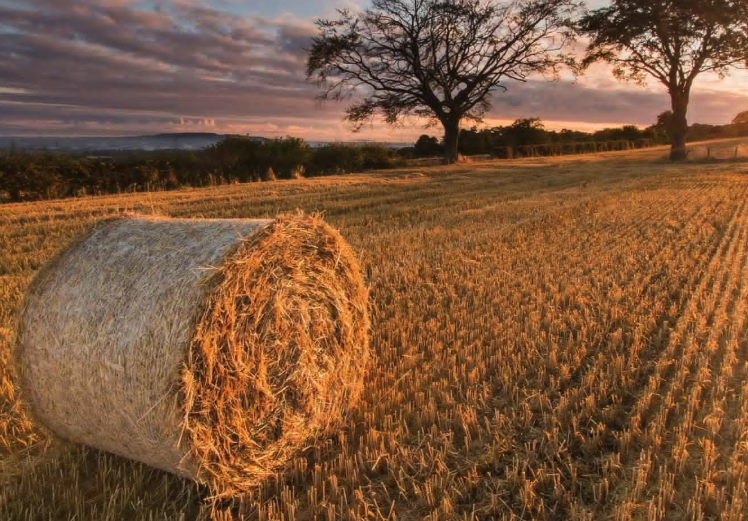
0, 0, 746, 141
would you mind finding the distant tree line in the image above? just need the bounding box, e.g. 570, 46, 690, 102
403, 118, 665, 159
0, 137, 404, 202
406, 113, 748, 160
3, 113, 748, 202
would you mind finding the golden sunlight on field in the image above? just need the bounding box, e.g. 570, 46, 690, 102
2, 144, 748, 520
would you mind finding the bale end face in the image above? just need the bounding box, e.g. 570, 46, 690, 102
181, 214, 370, 495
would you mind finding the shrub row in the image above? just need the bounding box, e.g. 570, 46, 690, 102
0, 137, 405, 202
509, 139, 656, 158
0, 135, 660, 203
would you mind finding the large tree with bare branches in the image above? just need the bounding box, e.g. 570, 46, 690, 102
578, 0, 748, 161
306, 0, 579, 163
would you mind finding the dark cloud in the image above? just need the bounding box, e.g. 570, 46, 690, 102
487, 80, 665, 125
0, 0, 746, 139
0, 0, 324, 135
485, 78, 748, 128
276, 23, 318, 59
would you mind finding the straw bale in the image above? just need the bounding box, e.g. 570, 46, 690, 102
15, 214, 369, 495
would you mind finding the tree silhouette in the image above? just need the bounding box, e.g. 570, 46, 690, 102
307, 0, 579, 164
578, 0, 748, 161
414, 134, 443, 157
733, 111, 748, 125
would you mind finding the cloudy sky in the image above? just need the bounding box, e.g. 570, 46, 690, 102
0, 0, 746, 141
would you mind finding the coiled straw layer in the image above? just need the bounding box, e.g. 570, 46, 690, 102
16, 214, 369, 496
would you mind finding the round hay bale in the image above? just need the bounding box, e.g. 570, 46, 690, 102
15, 214, 369, 496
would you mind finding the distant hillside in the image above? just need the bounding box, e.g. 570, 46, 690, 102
149, 133, 224, 139
0, 133, 243, 152
0, 134, 412, 152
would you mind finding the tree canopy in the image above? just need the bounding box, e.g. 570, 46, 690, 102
578, 0, 748, 160
307, 0, 579, 163
733, 111, 748, 125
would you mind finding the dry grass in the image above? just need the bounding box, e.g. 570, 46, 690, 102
2, 140, 748, 519
687, 138, 748, 161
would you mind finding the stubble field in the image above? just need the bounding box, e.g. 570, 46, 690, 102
1, 141, 748, 520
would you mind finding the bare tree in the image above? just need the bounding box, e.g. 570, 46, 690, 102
307, 0, 579, 164
578, 0, 748, 161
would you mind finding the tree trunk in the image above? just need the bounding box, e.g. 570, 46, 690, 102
442, 117, 460, 164
669, 91, 690, 161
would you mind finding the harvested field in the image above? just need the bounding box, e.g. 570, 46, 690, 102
2, 142, 748, 519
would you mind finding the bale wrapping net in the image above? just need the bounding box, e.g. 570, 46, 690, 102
15, 214, 369, 496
